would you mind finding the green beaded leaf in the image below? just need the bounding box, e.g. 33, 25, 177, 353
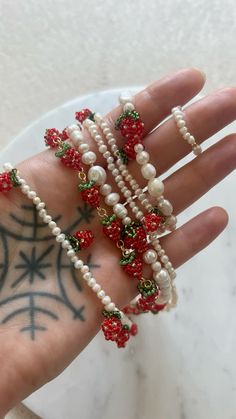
117, 149, 128, 164
121, 221, 141, 238
101, 214, 117, 226
87, 112, 96, 121
66, 235, 81, 252
138, 279, 157, 298
119, 251, 136, 266
55, 142, 71, 158
115, 110, 140, 129
10, 169, 21, 187
102, 309, 121, 319
78, 180, 96, 191
122, 324, 129, 331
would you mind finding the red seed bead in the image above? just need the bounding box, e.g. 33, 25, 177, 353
75, 109, 93, 124
115, 327, 130, 348
74, 230, 94, 249
0, 172, 13, 192
130, 323, 138, 336
60, 148, 82, 170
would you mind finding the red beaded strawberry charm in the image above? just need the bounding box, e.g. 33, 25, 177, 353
122, 222, 148, 254
0, 169, 21, 193
144, 212, 164, 232
101, 214, 122, 243
115, 110, 145, 141
55, 143, 82, 171
75, 108, 94, 124
78, 180, 100, 207
66, 230, 94, 252
101, 310, 136, 348
44, 128, 67, 148
120, 251, 143, 279
123, 137, 142, 160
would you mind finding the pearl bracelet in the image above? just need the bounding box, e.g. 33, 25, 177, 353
82, 114, 176, 310
1, 162, 136, 348
172, 106, 202, 156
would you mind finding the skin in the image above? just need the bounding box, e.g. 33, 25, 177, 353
0, 68, 236, 416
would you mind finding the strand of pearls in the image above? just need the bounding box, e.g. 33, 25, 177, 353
3, 162, 132, 328
172, 106, 202, 156
94, 112, 177, 232
82, 118, 176, 307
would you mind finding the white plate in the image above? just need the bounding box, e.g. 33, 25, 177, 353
1, 89, 236, 419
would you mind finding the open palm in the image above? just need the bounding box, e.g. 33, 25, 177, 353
1, 68, 236, 415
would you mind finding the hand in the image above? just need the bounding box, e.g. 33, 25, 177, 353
1, 68, 236, 415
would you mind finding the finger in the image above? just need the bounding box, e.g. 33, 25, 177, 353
164, 134, 236, 215
161, 207, 228, 268
144, 86, 236, 176
105, 67, 205, 137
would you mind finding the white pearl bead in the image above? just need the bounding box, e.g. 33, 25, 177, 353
113, 203, 128, 219
83, 272, 92, 281
105, 302, 116, 312
157, 269, 169, 282
112, 168, 119, 177
82, 151, 97, 165
67, 249, 75, 258
143, 249, 157, 264
97, 290, 106, 299
102, 296, 111, 305
27, 190, 36, 199
94, 113, 103, 123
179, 126, 187, 135
105, 192, 120, 206
67, 124, 80, 134
147, 178, 164, 197
184, 132, 191, 141
39, 209, 46, 217
43, 215, 52, 223
88, 278, 96, 287
98, 144, 107, 154
166, 215, 177, 226
74, 260, 83, 269
3, 162, 13, 172
33, 197, 41, 205
71, 256, 78, 263
92, 284, 101, 293
136, 211, 144, 220
158, 199, 173, 216
141, 163, 156, 180
52, 227, 61, 236
21, 185, 30, 193
161, 255, 169, 264
56, 233, 66, 242
61, 240, 70, 249
177, 119, 185, 128
193, 144, 202, 155
100, 183, 112, 196
124, 102, 135, 111
49, 221, 56, 229
81, 265, 89, 274
151, 261, 162, 272
78, 143, 89, 154
122, 216, 131, 225
70, 131, 83, 144
188, 135, 195, 145
119, 91, 133, 105
88, 166, 106, 185
37, 202, 45, 210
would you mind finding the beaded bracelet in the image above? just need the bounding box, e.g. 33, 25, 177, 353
79, 113, 177, 312
172, 106, 202, 156
0, 163, 137, 348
